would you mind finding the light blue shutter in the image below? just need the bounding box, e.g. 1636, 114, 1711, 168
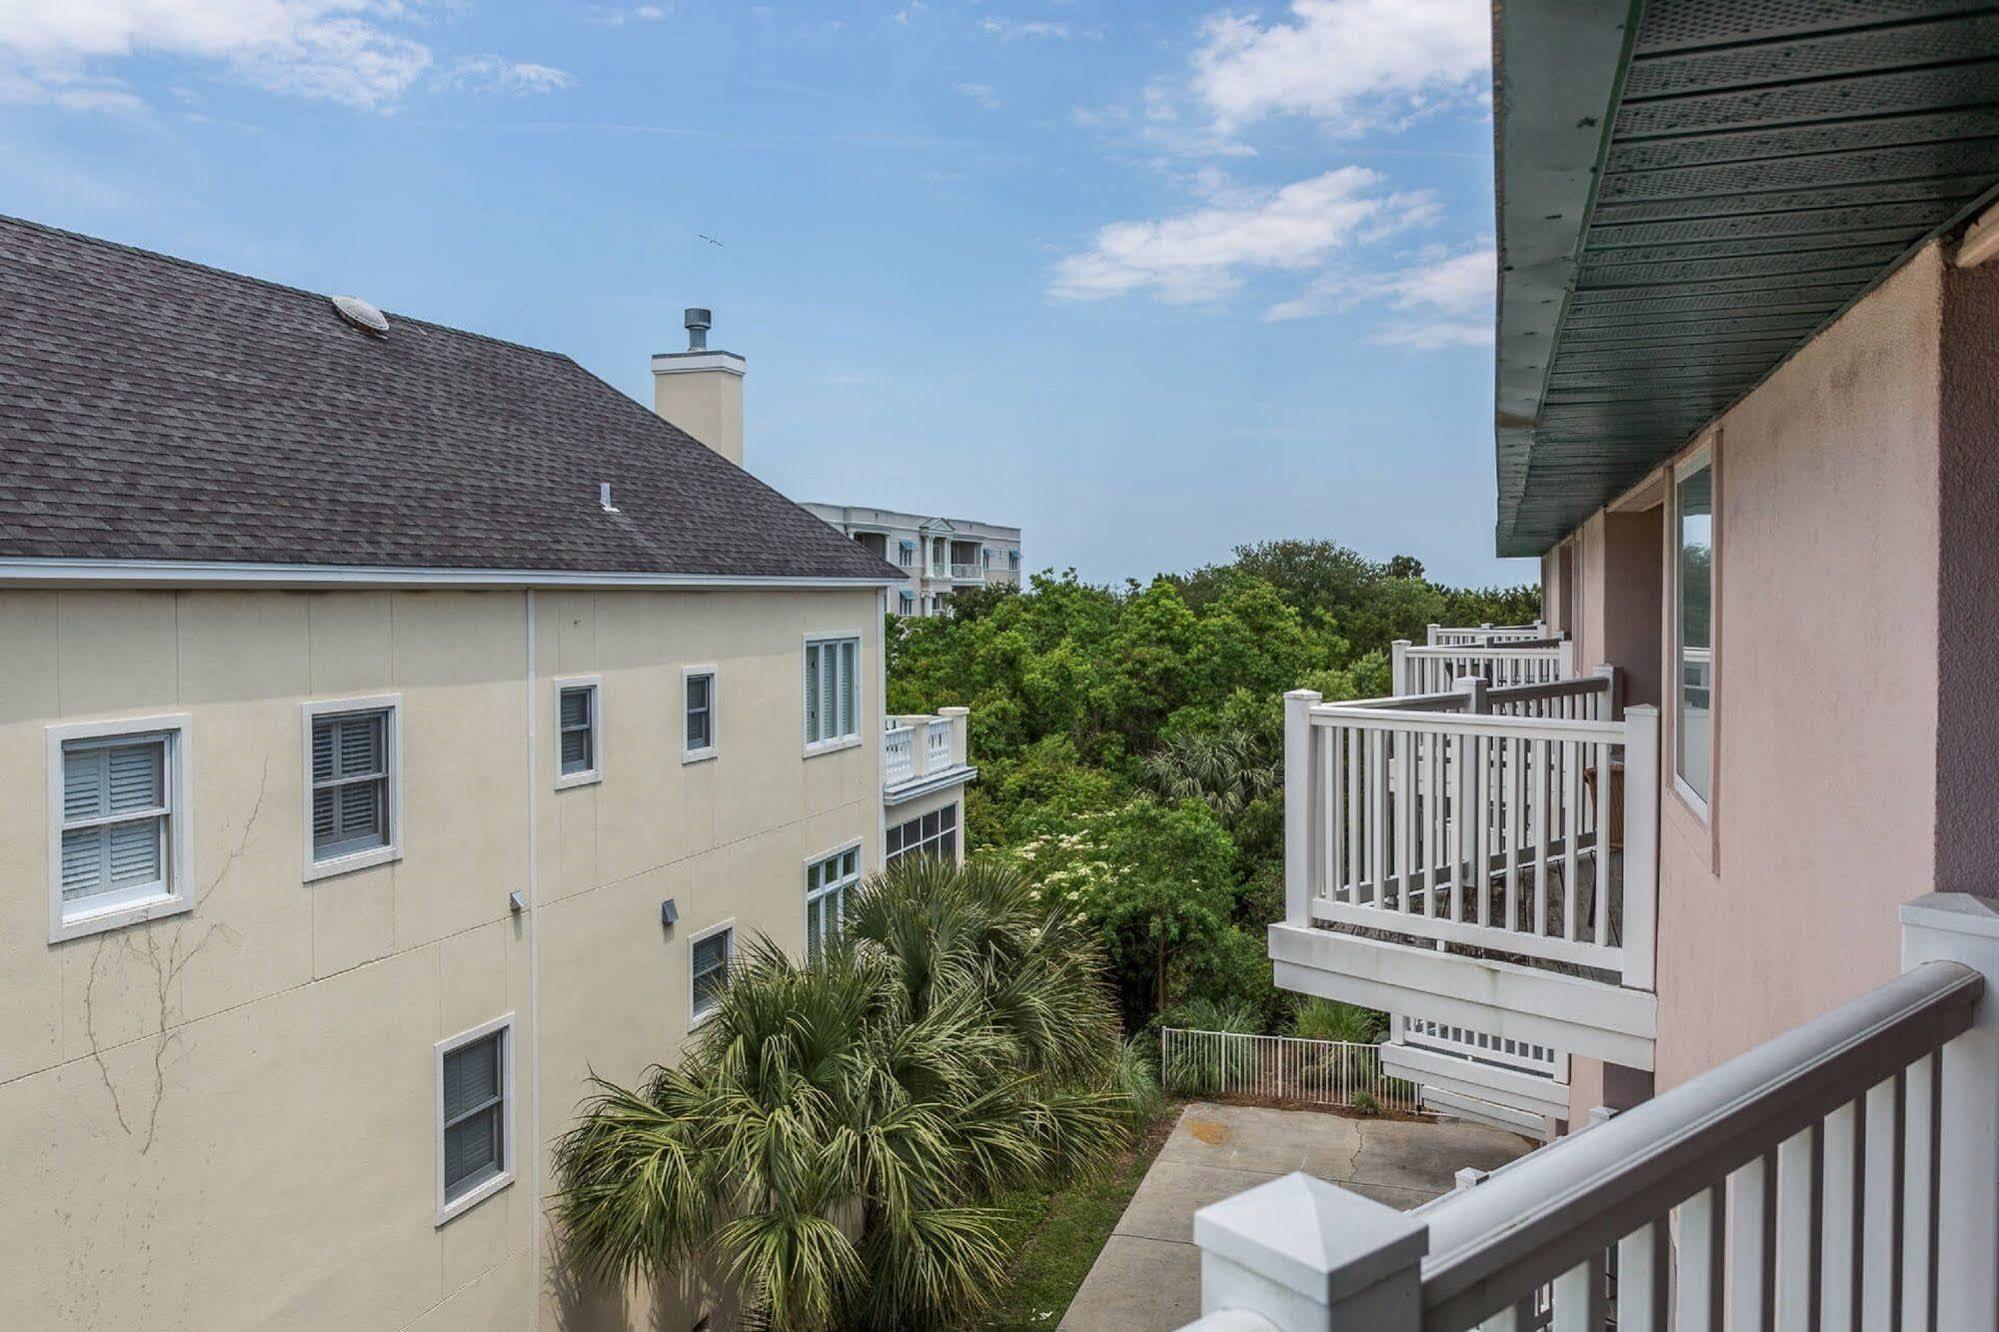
838, 640, 857, 737
805, 646, 821, 743
60, 741, 165, 903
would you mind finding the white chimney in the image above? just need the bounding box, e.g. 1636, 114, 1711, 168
651, 307, 746, 467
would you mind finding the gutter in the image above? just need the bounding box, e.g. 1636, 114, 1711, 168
0, 557, 902, 591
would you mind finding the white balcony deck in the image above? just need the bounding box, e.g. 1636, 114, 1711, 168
1277, 655, 1660, 1068
882, 710, 976, 803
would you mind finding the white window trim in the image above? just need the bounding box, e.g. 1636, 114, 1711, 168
683, 665, 719, 765
687, 917, 736, 1029
1672, 444, 1715, 822
435, 1012, 515, 1226
45, 713, 195, 944
804, 838, 865, 962
802, 630, 865, 757
553, 674, 604, 790
301, 693, 404, 883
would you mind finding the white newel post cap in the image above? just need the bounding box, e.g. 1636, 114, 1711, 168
1193, 1173, 1427, 1328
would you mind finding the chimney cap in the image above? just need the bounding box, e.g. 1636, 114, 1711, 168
683, 307, 712, 351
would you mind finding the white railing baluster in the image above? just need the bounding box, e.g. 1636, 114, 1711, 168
1677, 1183, 1726, 1331
1903, 1050, 1938, 1332
1368, 728, 1388, 910
1773, 1124, 1822, 1331
1322, 726, 1340, 908
1562, 737, 1581, 945
1820, 1098, 1861, 1328
1617, 1220, 1671, 1332
1726, 1154, 1776, 1329
1861, 1073, 1905, 1329
1550, 1252, 1605, 1331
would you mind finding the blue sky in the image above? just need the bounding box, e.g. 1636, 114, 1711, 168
1, 0, 1533, 589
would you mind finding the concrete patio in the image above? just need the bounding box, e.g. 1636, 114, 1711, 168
1059, 1101, 1532, 1330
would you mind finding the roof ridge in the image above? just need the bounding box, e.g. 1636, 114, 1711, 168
0, 212, 576, 364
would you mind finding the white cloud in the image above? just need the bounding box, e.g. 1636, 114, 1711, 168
982, 18, 1070, 39
1264, 241, 1494, 348
1051, 167, 1438, 303
1193, 0, 1488, 133
955, 81, 998, 109
0, 0, 434, 108
447, 55, 575, 95
586, 4, 670, 25
0, 0, 575, 108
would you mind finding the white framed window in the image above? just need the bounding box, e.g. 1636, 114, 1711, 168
805, 841, 861, 964
46, 714, 194, 943
802, 633, 862, 754
688, 919, 734, 1026
1674, 446, 1715, 815
554, 676, 603, 789
684, 667, 718, 763
302, 695, 402, 881
898, 592, 915, 615
886, 804, 958, 867
435, 1014, 513, 1224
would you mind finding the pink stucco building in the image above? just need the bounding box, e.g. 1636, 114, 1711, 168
1186, 3, 1999, 1328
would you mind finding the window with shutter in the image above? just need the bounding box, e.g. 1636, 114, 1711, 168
690, 926, 732, 1022
558, 685, 595, 777
684, 669, 717, 760
802, 636, 861, 750
311, 710, 389, 861
54, 730, 180, 935
437, 1018, 513, 1222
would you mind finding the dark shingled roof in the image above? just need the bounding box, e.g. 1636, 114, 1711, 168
0, 215, 901, 583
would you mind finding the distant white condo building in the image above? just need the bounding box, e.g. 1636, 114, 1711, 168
802, 504, 1022, 617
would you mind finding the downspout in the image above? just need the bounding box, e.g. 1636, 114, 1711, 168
876, 587, 888, 871
524, 589, 544, 1330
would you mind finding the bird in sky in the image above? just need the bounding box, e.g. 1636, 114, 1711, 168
698, 234, 725, 247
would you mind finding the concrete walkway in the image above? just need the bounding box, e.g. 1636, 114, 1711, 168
1060, 1102, 1532, 1330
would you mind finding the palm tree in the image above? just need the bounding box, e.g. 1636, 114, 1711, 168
1141, 726, 1279, 832
552, 856, 1135, 1331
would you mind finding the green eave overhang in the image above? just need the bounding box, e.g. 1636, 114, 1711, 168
1492, 0, 1999, 558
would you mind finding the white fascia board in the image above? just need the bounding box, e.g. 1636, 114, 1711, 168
0, 558, 901, 592
882, 764, 978, 807
1269, 923, 1657, 1071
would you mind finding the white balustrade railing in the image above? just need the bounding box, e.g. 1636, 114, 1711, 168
882, 709, 970, 792
1285, 684, 1658, 988
1188, 895, 1999, 1332
1160, 1027, 1422, 1115
950, 562, 984, 580
925, 717, 953, 766
1395, 639, 1576, 696
1428, 622, 1550, 648
883, 726, 917, 785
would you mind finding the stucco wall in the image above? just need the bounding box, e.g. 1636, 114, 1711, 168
0, 585, 881, 1329
1555, 247, 1943, 1098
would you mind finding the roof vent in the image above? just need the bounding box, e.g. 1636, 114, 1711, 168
331, 295, 390, 337
684, 307, 711, 351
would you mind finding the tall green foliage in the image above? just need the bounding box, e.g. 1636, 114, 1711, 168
552, 858, 1131, 1331
889, 542, 1536, 1031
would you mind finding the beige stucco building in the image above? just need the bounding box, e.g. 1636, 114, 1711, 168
801, 503, 1023, 617
0, 222, 972, 1328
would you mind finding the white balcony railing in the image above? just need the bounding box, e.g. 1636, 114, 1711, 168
1385, 1013, 1572, 1139
883, 725, 917, 786
1187, 893, 1999, 1332
1427, 622, 1551, 647
882, 709, 973, 800
949, 562, 984, 580
1394, 638, 1576, 695
1289, 675, 1657, 989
